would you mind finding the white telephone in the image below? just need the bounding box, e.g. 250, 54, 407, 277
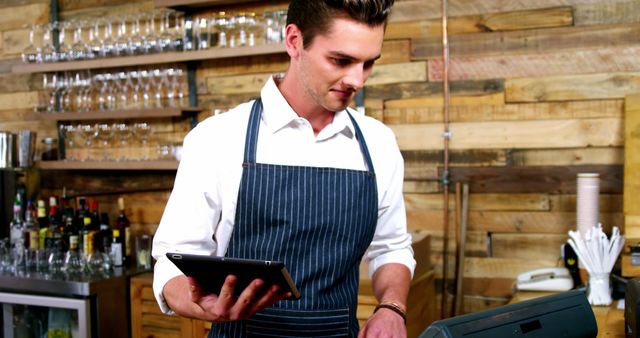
516, 267, 574, 292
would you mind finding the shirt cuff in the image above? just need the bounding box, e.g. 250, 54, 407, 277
153, 256, 185, 315
368, 247, 416, 279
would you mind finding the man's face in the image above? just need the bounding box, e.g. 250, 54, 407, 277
296, 17, 385, 113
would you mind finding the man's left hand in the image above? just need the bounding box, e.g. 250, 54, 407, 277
357, 307, 407, 338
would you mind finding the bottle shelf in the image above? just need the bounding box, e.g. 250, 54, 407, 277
37, 107, 202, 122
12, 44, 285, 74
154, 0, 258, 8
36, 160, 179, 170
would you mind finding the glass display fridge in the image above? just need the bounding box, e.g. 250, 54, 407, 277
0, 267, 132, 338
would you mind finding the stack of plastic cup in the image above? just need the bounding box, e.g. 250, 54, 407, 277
576, 173, 600, 239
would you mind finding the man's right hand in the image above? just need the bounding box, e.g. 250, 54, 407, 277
163, 274, 292, 322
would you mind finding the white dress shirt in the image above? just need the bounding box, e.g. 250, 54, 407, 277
152, 75, 415, 314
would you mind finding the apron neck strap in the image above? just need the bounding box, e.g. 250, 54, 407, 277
242, 98, 376, 174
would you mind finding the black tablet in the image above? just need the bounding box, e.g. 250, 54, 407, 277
166, 252, 301, 300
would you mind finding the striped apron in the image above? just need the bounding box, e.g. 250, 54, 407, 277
210, 98, 378, 337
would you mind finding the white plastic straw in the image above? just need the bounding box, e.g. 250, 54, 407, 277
567, 223, 625, 305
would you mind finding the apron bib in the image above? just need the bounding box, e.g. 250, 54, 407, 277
210, 99, 378, 337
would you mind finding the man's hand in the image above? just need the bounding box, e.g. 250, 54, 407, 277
358, 308, 406, 338
163, 274, 291, 322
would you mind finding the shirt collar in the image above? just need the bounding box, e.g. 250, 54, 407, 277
260, 75, 355, 140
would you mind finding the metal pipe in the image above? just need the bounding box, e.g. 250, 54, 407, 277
440, 0, 452, 319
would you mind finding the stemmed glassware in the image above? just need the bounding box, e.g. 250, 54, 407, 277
115, 16, 130, 56
22, 24, 40, 63
60, 124, 78, 161
133, 122, 152, 160
158, 8, 175, 52
78, 123, 96, 161
40, 23, 56, 63
95, 123, 114, 161
69, 20, 87, 60
129, 14, 144, 55
87, 20, 102, 59
57, 21, 72, 62
101, 18, 117, 58
114, 123, 133, 161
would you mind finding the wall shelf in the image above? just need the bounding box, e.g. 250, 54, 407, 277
154, 0, 258, 8
37, 107, 202, 122
12, 44, 286, 74
36, 160, 179, 170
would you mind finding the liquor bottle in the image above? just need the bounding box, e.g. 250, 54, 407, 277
80, 215, 97, 261
111, 229, 123, 267
9, 193, 25, 249
23, 198, 40, 252
95, 213, 112, 254
115, 197, 131, 265
90, 200, 101, 229
37, 199, 49, 250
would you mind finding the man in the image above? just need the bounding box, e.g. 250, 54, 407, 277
152, 0, 415, 336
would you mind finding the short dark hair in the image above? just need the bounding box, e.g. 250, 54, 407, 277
286, 0, 395, 49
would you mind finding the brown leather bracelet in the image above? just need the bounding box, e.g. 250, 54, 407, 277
374, 302, 407, 324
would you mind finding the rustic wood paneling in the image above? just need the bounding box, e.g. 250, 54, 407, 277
505, 72, 640, 102
389, 0, 631, 21
429, 46, 640, 81
574, 1, 640, 26
386, 7, 573, 39
405, 193, 550, 211
511, 147, 624, 166
407, 209, 622, 234
442, 165, 623, 194
383, 100, 623, 124
366, 79, 503, 101
0, 3, 49, 30
391, 118, 622, 151
413, 23, 640, 60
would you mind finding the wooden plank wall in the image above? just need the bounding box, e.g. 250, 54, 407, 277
0, 0, 636, 319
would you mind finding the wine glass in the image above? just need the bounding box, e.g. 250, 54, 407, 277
113, 122, 132, 161
171, 11, 186, 51
152, 68, 166, 108
22, 24, 40, 63
82, 70, 95, 111
158, 8, 175, 52
115, 16, 130, 56
129, 14, 144, 55
101, 18, 117, 58
133, 122, 152, 160
60, 124, 77, 161
141, 12, 158, 54
128, 69, 142, 109
40, 22, 56, 63
78, 123, 96, 161
138, 68, 153, 108
69, 20, 87, 60
58, 72, 72, 112
87, 20, 102, 59
47, 243, 65, 274
41, 73, 57, 113
57, 21, 72, 62
95, 123, 114, 161
224, 15, 239, 48
103, 72, 118, 110
94, 72, 108, 111
114, 71, 129, 109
